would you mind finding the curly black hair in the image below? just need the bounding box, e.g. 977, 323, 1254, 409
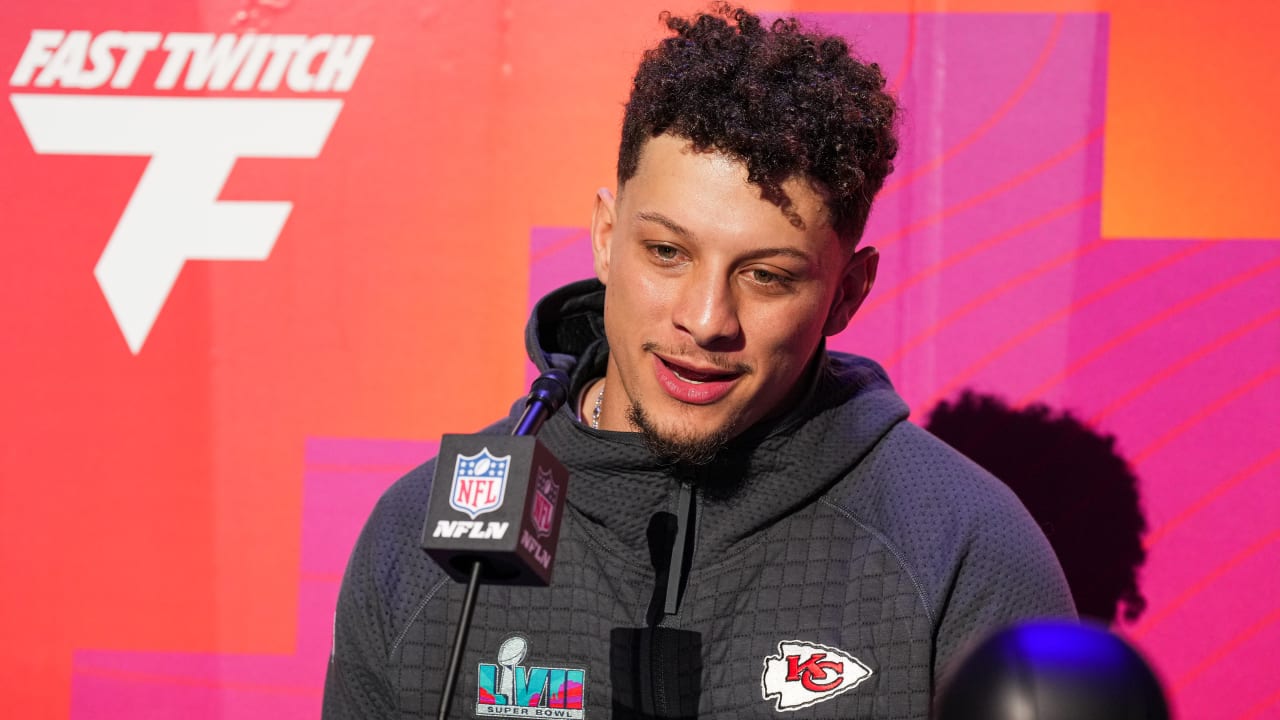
618, 4, 899, 244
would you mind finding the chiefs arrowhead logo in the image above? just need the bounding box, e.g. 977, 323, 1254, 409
761, 640, 873, 712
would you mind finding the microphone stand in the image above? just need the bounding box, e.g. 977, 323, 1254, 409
436, 370, 569, 720
438, 560, 483, 720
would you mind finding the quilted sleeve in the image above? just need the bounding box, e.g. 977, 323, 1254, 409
322, 499, 398, 719
931, 492, 1078, 685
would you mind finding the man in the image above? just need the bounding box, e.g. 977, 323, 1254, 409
324, 6, 1074, 719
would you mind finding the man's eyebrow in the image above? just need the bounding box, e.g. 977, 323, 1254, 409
739, 246, 813, 264
635, 210, 815, 264
635, 211, 693, 239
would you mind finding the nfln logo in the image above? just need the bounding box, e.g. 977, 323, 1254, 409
761, 640, 873, 712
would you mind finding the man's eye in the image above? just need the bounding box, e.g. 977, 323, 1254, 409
651, 245, 680, 261
746, 268, 796, 291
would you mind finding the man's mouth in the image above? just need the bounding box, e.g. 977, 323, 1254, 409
652, 354, 743, 404
666, 360, 736, 384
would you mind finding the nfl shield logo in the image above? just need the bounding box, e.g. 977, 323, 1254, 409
531, 466, 559, 538
449, 448, 511, 519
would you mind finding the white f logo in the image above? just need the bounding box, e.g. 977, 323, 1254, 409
10, 95, 343, 353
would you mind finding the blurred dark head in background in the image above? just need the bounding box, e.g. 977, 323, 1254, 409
936, 620, 1170, 720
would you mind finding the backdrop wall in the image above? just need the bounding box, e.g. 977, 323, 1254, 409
2, 1, 1276, 718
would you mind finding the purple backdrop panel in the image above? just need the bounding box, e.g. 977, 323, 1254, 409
832, 13, 1109, 408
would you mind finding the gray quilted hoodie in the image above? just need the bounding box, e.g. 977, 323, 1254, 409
323, 279, 1075, 720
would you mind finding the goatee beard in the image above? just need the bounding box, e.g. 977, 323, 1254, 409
627, 401, 738, 468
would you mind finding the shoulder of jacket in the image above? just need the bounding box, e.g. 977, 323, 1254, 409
820, 421, 1045, 618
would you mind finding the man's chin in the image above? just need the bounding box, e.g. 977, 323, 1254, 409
627, 402, 738, 467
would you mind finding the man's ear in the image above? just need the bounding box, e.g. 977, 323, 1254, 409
590, 187, 617, 285
823, 246, 879, 336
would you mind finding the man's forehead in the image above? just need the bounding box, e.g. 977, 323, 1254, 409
619, 134, 835, 235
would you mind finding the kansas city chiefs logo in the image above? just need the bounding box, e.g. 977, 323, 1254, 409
761, 640, 873, 712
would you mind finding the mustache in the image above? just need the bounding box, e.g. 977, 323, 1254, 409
642, 342, 753, 375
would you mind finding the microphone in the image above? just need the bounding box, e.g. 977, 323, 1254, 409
420, 369, 570, 585
512, 370, 570, 437
420, 370, 572, 719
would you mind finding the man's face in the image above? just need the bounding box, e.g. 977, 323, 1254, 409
590, 133, 877, 459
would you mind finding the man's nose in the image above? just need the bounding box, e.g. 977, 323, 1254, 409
671, 271, 741, 348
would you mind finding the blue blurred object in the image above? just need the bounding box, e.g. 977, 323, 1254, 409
935, 620, 1169, 720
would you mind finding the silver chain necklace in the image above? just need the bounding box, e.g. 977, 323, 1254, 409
591, 381, 605, 430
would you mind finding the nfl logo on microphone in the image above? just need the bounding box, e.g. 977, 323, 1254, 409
531, 466, 559, 538
449, 448, 510, 519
